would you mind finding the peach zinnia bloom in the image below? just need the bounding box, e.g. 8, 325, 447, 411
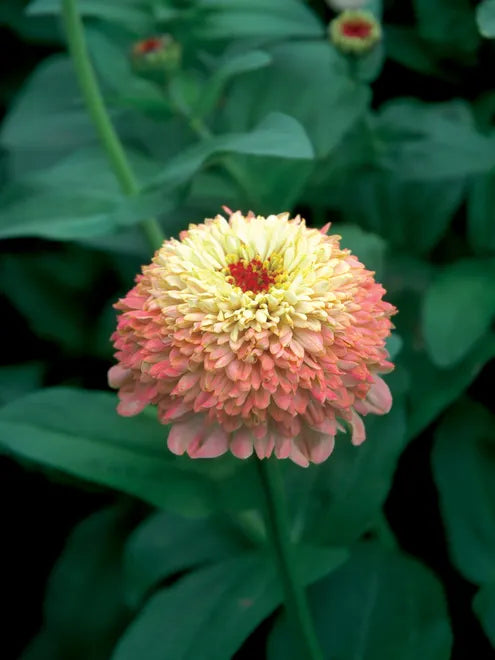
109, 212, 396, 467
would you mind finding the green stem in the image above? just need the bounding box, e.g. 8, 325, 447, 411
61, 0, 164, 252
256, 458, 324, 660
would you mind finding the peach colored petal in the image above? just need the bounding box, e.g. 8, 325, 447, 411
187, 425, 229, 459
350, 410, 366, 446
108, 365, 131, 389
231, 428, 254, 459
109, 211, 396, 466
363, 375, 392, 415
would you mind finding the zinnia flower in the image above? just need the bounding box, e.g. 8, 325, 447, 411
109, 212, 396, 467
329, 10, 382, 54
131, 34, 181, 73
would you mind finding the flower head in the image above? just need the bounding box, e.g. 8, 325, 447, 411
109, 212, 396, 467
329, 10, 381, 54
131, 34, 181, 73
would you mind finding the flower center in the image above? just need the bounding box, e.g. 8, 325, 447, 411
226, 256, 281, 293
341, 19, 372, 39
135, 37, 164, 55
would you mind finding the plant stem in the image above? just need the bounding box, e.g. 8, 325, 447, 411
61, 0, 164, 252
256, 458, 324, 660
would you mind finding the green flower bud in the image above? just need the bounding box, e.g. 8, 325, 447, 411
329, 10, 381, 55
131, 34, 182, 74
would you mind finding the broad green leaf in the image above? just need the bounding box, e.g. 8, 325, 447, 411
0, 56, 95, 175
477, 0, 495, 38
28, 0, 153, 33
0, 387, 218, 516
0, 0, 60, 43
339, 173, 465, 255
0, 149, 170, 241
386, 334, 403, 360
193, 0, 323, 40
0, 186, 161, 241
473, 583, 495, 647
268, 543, 453, 660
0, 251, 96, 350
0, 363, 44, 405
403, 334, 495, 439
414, 0, 479, 53
467, 172, 495, 254
286, 402, 407, 546
387, 274, 495, 437
223, 41, 370, 158
333, 223, 387, 279
24, 506, 132, 660
149, 112, 313, 189
112, 547, 347, 660
432, 401, 495, 585
422, 258, 495, 367
385, 27, 451, 79
123, 512, 249, 608
193, 50, 272, 120
375, 100, 495, 180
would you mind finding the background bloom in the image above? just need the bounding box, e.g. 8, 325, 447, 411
329, 10, 382, 54
109, 212, 396, 467
131, 34, 182, 74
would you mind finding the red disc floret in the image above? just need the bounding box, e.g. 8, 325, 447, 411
227, 257, 276, 293
341, 19, 373, 39
134, 36, 164, 55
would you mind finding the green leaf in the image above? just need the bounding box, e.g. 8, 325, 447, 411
339, 173, 465, 255
414, 0, 479, 53
0, 0, 60, 43
0, 251, 96, 350
477, 0, 495, 38
286, 402, 407, 546
432, 401, 495, 585
333, 223, 387, 280
0, 363, 44, 405
194, 0, 324, 41
193, 49, 272, 120
268, 543, 453, 660
223, 41, 370, 158
123, 512, 248, 608
422, 258, 495, 367
467, 172, 495, 254
0, 56, 95, 175
28, 0, 153, 33
473, 583, 495, 647
149, 112, 314, 189
403, 334, 495, 439
0, 149, 169, 241
113, 547, 347, 660
385, 27, 449, 79
24, 506, 132, 660
376, 100, 495, 180
0, 387, 219, 516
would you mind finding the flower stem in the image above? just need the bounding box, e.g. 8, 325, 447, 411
256, 458, 324, 660
61, 0, 164, 252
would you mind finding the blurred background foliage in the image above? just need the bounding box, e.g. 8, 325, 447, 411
1, 0, 495, 658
